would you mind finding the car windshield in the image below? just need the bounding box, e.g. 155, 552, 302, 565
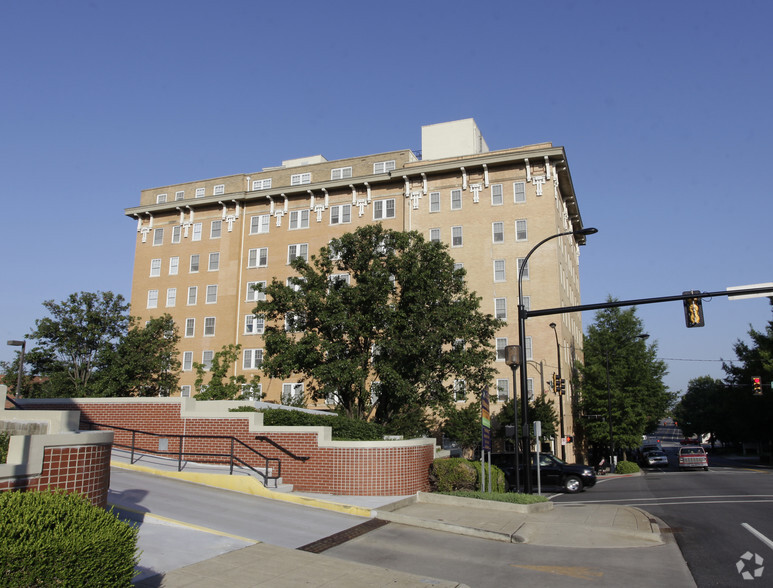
534, 453, 565, 466
649, 451, 666, 457
681, 447, 704, 455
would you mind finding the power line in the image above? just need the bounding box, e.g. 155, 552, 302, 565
658, 357, 738, 363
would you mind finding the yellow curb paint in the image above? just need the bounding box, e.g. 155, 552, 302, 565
111, 502, 258, 543
510, 565, 604, 580
111, 460, 372, 517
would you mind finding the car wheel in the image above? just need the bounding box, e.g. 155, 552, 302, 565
563, 475, 582, 493
704, 466, 709, 471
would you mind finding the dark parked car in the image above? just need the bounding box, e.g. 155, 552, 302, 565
491, 452, 596, 493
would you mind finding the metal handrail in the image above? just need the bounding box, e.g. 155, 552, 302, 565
5, 396, 24, 409
254, 435, 310, 461
89, 422, 282, 486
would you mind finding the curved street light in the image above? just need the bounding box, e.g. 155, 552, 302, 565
518, 227, 597, 493
6, 339, 26, 398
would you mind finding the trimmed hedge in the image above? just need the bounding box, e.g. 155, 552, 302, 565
615, 460, 640, 474
0, 432, 8, 463
0, 489, 139, 587
439, 490, 548, 505
430, 458, 506, 493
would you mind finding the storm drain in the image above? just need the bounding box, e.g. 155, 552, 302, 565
297, 518, 390, 553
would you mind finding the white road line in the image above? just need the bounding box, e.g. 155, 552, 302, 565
560, 494, 773, 504
742, 523, 773, 552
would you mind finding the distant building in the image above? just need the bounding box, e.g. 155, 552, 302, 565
125, 119, 589, 452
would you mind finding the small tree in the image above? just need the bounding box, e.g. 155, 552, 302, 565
193, 344, 260, 400
442, 402, 482, 458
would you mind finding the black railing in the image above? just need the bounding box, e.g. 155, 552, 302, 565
255, 436, 310, 461
89, 422, 282, 486
5, 396, 24, 409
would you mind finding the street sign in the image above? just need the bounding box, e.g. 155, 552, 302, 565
727, 282, 773, 301
481, 387, 491, 452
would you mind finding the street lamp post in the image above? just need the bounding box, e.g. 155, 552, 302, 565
549, 322, 566, 461
606, 333, 649, 469
504, 345, 520, 492
518, 227, 597, 493
6, 339, 26, 398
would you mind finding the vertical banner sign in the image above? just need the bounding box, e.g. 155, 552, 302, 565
481, 387, 491, 453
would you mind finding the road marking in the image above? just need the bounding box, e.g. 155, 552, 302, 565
742, 523, 773, 552
510, 565, 603, 580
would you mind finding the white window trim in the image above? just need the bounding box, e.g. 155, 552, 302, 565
289, 209, 310, 230
514, 181, 526, 203
248, 247, 268, 268
331, 166, 352, 180
203, 317, 216, 337
290, 173, 311, 186
450, 189, 462, 210
185, 318, 195, 338
373, 160, 396, 174
492, 221, 504, 243
493, 259, 506, 282
287, 243, 308, 264
451, 226, 463, 247
252, 178, 272, 191
373, 198, 396, 220
250, 214, 270, 235
330, 203, 351, 225
491, 184, 503, 206
515, 219, 528, 242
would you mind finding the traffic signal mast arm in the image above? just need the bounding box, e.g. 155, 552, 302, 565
523, 285, 773, 319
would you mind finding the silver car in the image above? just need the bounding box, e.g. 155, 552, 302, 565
642, 450, 669, 467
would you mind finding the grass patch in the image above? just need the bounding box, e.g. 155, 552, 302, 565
439, 490, 548, 504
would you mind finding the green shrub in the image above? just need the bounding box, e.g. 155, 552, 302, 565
615, 460, 640, 474
0, 432, 9, 463
439, 490, 548, 505
0, 489, 139, 587
260, 408, 386, 441
430, 458, 506, 492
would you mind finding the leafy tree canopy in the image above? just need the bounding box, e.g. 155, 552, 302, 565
576, 302, 673, 452
194, 344, 260, 400
673, 376, 725, 442
253, 224, 503, 431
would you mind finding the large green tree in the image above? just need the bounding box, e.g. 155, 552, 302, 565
576, 303, 673, 457
95, 314, 181, 397
673, 376, 725, 443
253, 225, 503, 431
27, 291, 130, 397
193, 344, 261, 400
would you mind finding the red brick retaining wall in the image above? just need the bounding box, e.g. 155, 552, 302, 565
17, 398, 434, 495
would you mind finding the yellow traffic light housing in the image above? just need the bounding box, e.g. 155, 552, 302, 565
753, 376, 763, 396
683, 291, 705, 328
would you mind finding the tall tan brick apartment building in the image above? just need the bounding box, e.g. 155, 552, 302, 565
126, 119, 590, 450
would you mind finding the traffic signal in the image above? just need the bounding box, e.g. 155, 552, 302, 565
753, 376, 762, 396
551, 373, 558, 392
565, 435, 573, 443
683, 291, 705, 328
560, 379, 566, 396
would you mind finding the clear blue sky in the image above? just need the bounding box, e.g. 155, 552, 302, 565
2, 0, 771, 395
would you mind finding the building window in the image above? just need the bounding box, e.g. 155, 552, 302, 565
169, 256, 179, 275
373, 160, 396, 174
172, 225, 181, 243
454, 379, 467, 402
492, 222, 504, 243
150, 259, 161, 277
450, 189, 462, 210
495, 298, 507, 320
187, 286, 197, 305
147, 290, 158, 309
206, 284, 217, 304
250, 214, 270, 234
190, 254, 200, 273
252, 178, 272, 191
515, 219, 528, 241
514, 181, 526, 203
517, 258, 529, 280
451, 226, 463, 247
453, 262, 464, 271
166, 288, 176, 307
153, 228, 164, 246
185, 318, 195, 337
288, 243, 308, 263
329, 273, 350, 287
331, 166, 352, 180
429, 191, 440, 212
182, 351, 193, 371
525, 336, 533, 360
204, 317, 216, 336
523, 296, 531, 311
491, 184, 503, 206
241, 383, 262, 400
207, 252, 219, 271
290, 173, 311, 186
289, 209, 309, 230
429, 228, 440, 243
201, 350, 214, 370
211, 220, 222, 239
213, 184, 225, 196
373, 198, 395, 220
245, 314, 265, 335
192, 223, 202, 241
494, 259, 506, 282
282, 383, 304, 404
248, 247, 268, 268
496, 337, 507, 361
330, 204, 351, 225
495, 379, 509, 401
180, 385, 191, 397
175, 191, 185, 201
246, 281, 266, 302
195, 187, 205, 198
243, 348, 264, 369
156, 193, 167, 203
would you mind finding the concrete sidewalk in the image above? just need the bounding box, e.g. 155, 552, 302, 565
111, 451, 677, 587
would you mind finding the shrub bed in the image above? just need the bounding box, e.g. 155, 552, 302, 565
439, 490, 548, 505
615, 460, 640, 474
0, 489, 139, 587
430, 457, 506, 493
0, 431, 8, 463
